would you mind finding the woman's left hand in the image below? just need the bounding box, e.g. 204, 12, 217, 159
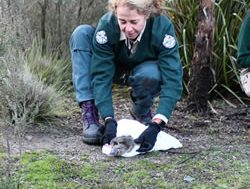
134, 122, 161, 152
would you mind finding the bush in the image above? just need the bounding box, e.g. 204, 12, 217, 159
26, 38, 72, 93
0, 50, 66, 131
166, 0, 250, 103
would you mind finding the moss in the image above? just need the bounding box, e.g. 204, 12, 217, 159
81, 162, 99, 181
19, 151, 82, 189
165, 149, 250, 188
0, 146, 248, 188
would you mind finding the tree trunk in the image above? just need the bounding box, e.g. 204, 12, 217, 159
0, 0, 3, 17
77, 0, 82, 25
56, 0, 62, 56
38, 0, 48, 55
7, 0, 11, 21
187, 0, 215, 114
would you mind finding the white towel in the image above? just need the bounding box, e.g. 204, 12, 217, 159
102, 119, 182, 157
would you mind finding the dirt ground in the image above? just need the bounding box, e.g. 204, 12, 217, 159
1, 89, 249, 164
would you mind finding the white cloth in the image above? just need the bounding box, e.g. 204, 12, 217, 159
102, 119, 182, 157
240, 68, 250, 97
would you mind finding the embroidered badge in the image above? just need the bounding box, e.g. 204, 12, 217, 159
162, 34, 176, 48
96, 30, 108, 44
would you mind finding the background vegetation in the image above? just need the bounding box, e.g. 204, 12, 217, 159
166, 0, 250, 104
1, 0, 250, 109
0, 0, 250, 188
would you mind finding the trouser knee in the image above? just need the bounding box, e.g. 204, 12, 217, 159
128, 61, 161, 115
70, 25, 95, 50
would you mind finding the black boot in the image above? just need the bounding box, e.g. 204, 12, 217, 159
129, 92, 152, 124
80, 100, 102, 144
129, 108, 152, 125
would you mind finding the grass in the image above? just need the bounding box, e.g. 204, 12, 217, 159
1, 1, 250, 188
166, 0, 250, 104
173, 149, 249, 188
0, 148, 248, 189
19, 152, 83, 189
0, 50, 66, 129
0, 150, 19, 189
26, 38, 72, 94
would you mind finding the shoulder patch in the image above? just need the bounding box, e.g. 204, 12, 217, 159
162, 34, 176, 48
96, 30, 108, 44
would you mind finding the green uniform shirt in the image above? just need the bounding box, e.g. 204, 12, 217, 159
91, 12, 183, 119
237, 11, 250, 68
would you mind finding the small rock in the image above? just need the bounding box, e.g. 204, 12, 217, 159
25, 135, 33, 141
184, 175, 195, 183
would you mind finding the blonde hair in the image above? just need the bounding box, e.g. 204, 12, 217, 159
108, 0, 164, 16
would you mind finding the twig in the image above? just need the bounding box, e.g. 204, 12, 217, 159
175, 150, 202, 164
166, 148, 201, 155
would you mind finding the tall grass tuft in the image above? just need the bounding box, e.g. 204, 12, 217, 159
26, 38, 72, 94
166, 0, 250, 104
0, 50, 66, 132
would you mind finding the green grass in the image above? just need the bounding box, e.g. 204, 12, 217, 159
0, 148, 247, 188
19, 152, 83, 189
0, 150, 19, 189
172, 149, 250, 188
166, 0, 250, 104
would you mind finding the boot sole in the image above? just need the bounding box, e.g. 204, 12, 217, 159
129, 109, 151, 125
129, 108, 137, 120
82, 136, 101, 145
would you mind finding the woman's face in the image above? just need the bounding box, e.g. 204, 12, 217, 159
116, 5, 148, 40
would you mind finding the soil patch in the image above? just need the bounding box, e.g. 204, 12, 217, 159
1, 92, 249, 163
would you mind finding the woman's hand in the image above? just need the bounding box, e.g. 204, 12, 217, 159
134, 121, 163, 152
102, 118, 117, 145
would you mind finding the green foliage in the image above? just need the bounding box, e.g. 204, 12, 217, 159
173, 148, 250, 188
81, 162, 99, 181
16, 149, 250, 188
0, 50, 66, 129
0, 152, 19, 189
166, 0, 250, 103
20, 152, 83, 189
26, 38, 72, 93
0, 168, 19, 189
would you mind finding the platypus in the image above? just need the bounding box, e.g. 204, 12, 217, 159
102, 119, 183, 157
109, 135, 135, 156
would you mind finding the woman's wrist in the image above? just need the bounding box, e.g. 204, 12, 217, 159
152, 118, 162, 124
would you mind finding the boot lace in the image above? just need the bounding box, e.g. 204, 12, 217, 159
81, 101, 99, 126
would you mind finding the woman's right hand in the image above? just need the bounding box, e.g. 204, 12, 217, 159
102, 118, 117, 145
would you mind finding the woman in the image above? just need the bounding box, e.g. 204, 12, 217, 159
237, 11, 250, 68
237, 11, 250, 97
70, 0, 183, 152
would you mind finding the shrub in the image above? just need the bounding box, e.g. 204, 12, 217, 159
0, 50, 66, 131
166, 0, 250, 103
26, 38, 72, 94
